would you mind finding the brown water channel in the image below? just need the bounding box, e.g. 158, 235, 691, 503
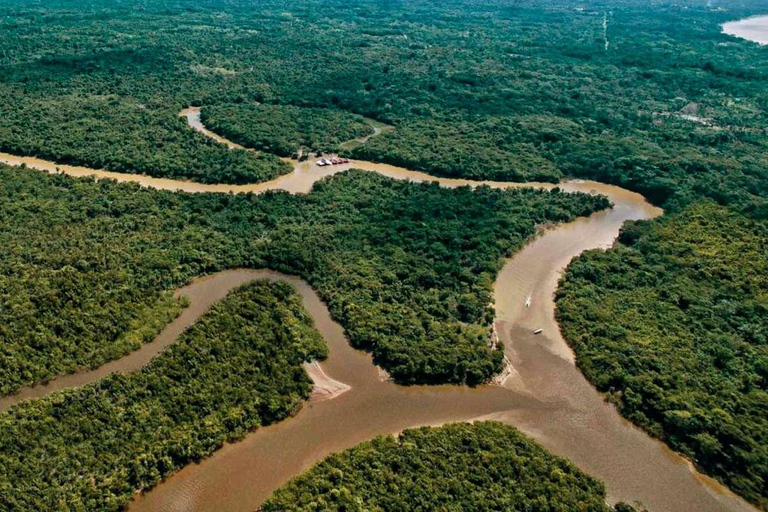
0, 113, 756, 512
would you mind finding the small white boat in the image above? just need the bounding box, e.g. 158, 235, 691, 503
533, 328, 543, 335
525, 295, 531, 308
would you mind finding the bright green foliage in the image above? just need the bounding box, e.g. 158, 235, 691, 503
0, 165, 607, 393
262, 422, 629, 511
202, 104, 374, 157
556, 203, 768, 508
0, 280, 327, 511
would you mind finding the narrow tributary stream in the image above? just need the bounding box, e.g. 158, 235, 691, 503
0, 112, 756, 512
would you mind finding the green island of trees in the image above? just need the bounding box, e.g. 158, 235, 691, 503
0, 279, 327, 511
201, 103, 374, 157
556, 202, 768, 508
262, 422, 639, 512
0, 164, 607, 395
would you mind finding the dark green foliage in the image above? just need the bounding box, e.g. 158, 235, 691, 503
556, 203, 768, 508
1, 0, 767, 205
262, 422, 624, 511
0, 280, 327, 511
202, 104, 374, 157
0, 167, 233, 396
0, 164, 607, 394
1, 0, 767, 506
0, 93, 290, 184
265, 175, 608, 385
348, 118, 561, 182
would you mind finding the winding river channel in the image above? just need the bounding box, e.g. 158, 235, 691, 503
0, 111, 757, 512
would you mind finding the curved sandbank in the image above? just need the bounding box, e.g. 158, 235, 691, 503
722, 16, 768, 45
0, 113, 755, 512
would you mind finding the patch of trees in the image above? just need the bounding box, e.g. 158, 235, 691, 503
0, 93, 290, 184
0, 165, 244, 396
348, 118, 562, 182
0, 165, 608, 395
0, 280, 327, 511
262, 421, 640, 511
201, 104, 374, 157
263, 172, 608, 385
556, 202, 768, 508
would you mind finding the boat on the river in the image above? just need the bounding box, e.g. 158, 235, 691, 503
317, 157, 350, 167
533, 328, 543, 334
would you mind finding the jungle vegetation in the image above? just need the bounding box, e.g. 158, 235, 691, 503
0, 280, 327, 510
201, 104, 374, 157
0, 93, 290, 184
0, 0, 765, 211
262, 422, 639, 512
0, 164, 607, 395
556, 202, 768, 508
0, 0, 767, 506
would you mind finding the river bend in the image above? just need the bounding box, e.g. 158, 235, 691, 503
0, 112, 756, 512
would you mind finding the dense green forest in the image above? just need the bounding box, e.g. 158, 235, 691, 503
556, 202, 768, 508
0, 93, 290, 184
262, 422, 639, 511
0, 164, 606, 394
202, 104, 374, 157
1, 0, 768, 506
0, 280, 326, 511
0, 0, 766, 210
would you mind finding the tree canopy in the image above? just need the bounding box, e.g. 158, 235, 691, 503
202, 103, 374, 157
263, 422, 639, 512
0, 164, 607, 394
556, 203, 768, 508
0, 280, 326, 511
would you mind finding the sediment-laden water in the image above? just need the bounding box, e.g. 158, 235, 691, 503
0, 112, 755, 512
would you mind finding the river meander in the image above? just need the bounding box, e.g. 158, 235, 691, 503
0, 112, 756, 512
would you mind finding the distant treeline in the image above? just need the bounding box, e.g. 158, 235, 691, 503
0, 0, 766, 212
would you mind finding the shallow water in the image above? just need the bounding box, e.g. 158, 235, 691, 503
722, 16, 768, 45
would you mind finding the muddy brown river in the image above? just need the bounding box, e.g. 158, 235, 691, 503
0, 113, 756, 512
